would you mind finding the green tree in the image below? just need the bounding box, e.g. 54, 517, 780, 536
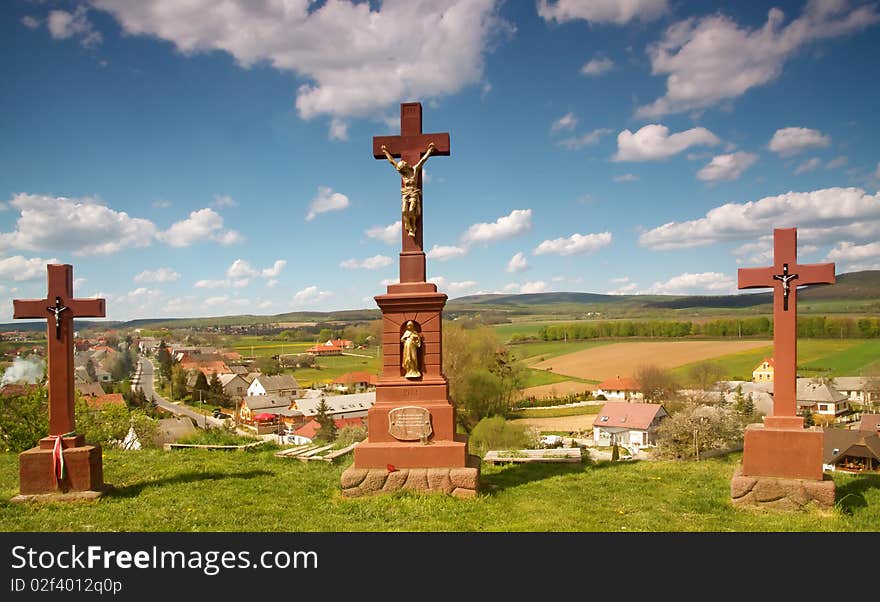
254, 356, 282, 376
0, 386, 48, 452
314, 397, 337, 442
634, 364, 679, 403
688, 361, 724, 391
157, 340, 173, 384
192, 371, 210, 404
468, 416, 538, 457
172, 365, 189, 402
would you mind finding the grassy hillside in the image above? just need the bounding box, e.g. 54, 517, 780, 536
1, 449, 877, 531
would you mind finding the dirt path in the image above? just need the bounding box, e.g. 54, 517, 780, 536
509, 414, 597, 433
531, 340, 770, 381
519, 380, 597, 400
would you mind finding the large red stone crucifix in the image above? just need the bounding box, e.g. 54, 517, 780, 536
738, 228, 835, 428
13, 264, 105, 438
373, 102, 450, 283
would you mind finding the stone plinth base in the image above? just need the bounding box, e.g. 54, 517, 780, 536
353, 435, 469, 469
18, 443, 105, 496
741, 423, 825, 480
731, 467, 835, 510
341, 454, 480, 498
11, 487, 111, 504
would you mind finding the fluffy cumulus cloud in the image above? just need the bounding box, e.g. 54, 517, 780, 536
428, 276, 476, 295
519, 281, 550, 294
826, 241, 880, 263
340, 254, 393, 270
697, 152, 759, 181
158, 208, 242, 247
48, 5, 102, 47
292, 285, 334, 307
0, 255, 58, 281
639, 187, 880, 250
305, 186, 349, 222
637, 1, 880, 118
534, 232, 613, 256
580, 56, 614, 75
506, 252, 529, 273
365, 221, 401, 244
134, 267, 181, 283
426, 244, 468, 261
92, 0, 503, 129
794, 157, 822, 174
261, 260, 286, 278
461, 209, 532, 245
607, 277, 639, 295
226, 259, 259, 279
614, 125, 720, 161
0, 194, 157, 255
21, 16, 40, 29
768, 127, 831, 156
538, 0, 667, 24
644, 272, 738, 295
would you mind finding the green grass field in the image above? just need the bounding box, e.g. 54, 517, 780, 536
287, 352, 380, 387
1, 449, 877, 531
231, 338, 313, 358
508, 340, 611, 362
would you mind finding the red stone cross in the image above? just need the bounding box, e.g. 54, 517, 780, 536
373, 102, 450, 283
13, 264, 105, 437
738, 228, 835, 427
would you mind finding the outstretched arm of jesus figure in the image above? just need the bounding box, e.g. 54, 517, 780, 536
414, 142, 435, 170
381, 145, 398, 167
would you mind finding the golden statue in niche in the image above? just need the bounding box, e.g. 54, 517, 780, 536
400, 320, 422, 378
381, 142, 436, 238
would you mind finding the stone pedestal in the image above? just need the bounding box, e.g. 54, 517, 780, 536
346, 281, 476, 495
13, 436, 107, 502
731, 422, 835, 509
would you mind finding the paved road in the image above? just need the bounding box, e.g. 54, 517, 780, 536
134, 357, 225, 429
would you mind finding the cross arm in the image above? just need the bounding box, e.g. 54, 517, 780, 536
68, 298, 106, 318
797, 262, 836, 286
13, 298, 50, 319
738, 267, 775, 290
373, 133, 450, 159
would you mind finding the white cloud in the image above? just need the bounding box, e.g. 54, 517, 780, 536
159, 208, 241, 247
194, 278, 249, 289
794, 157, 822, 175
426, 244, 468, 261
580, 56, 614, 75
266, 279, 279, 288
637, 3, 880, 117
226, 259, 259, 279
0, 256, 58, 281
697, 152, 759, 182
534, 232, 612, 256
212, 194, 237, 208
538, 0, 667, 24
826, 156, 848, 169
768, 127, 831, 156
506, 252, 529, 273
645, 272, 737, 295
608, 277, 639, 295
461, 209, 532, 244
329, 118, 348, 141
292, 285, 333, 307
365, 221, 402, 244
21, 16, 40, 29
48, 6, 102, 47
93, 0, 504, 129
558, 129, 612, 150
639, 187, 880, 250
0, 194, 157, 255
340, 254, 393, 270
134, 267, 181, 283
614, 124, 720, 161
380, 278, 400, 286
613, 173, 639, 182
260, 260, 287, 278
305, 186, 350, 222
826, 241, 880, 262
519, 281, 550, 294
733, 239, 773, 265
551, 112, 577, 132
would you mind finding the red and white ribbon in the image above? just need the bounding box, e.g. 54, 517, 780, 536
48, 431, 75, 483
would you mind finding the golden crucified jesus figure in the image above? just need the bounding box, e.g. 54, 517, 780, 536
381, 141, 436, 238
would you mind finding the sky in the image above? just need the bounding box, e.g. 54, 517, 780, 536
1, 0, 879, 322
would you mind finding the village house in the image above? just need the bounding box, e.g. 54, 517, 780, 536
218, 373, 250, 398
592, 402, 668, 450
752, 358, 774, 383
833, 377, 876, 406
329, 371, 378, 393
823, 428, 880, 473
238, 393, 302, 426
721, 381, 774, 416
858, 414, 880, 434
177, 352, 232, 377
291, 390, 375, 420
75, 381, 106, 398
247, 373, 301, 398
306, 338, 353, 356
595, 376, 643, 401
797, 379, 851, 418
287, 416, 365, 445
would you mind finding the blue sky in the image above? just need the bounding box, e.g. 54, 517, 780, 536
2, 0, 879, 322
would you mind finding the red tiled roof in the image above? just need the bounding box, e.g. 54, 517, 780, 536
86, 393, 126, 409
755, 357, 775, 368
594, 402, 666, 430
0, 383, 39, 397
596, 376, 640, 391
294, 416, 364, 439
332, 371, 377, 385
859, 414, 880, 433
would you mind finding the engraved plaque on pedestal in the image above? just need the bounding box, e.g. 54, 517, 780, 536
388, 406, 432, 441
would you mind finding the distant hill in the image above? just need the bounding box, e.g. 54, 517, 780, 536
3, 271, 877, 332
